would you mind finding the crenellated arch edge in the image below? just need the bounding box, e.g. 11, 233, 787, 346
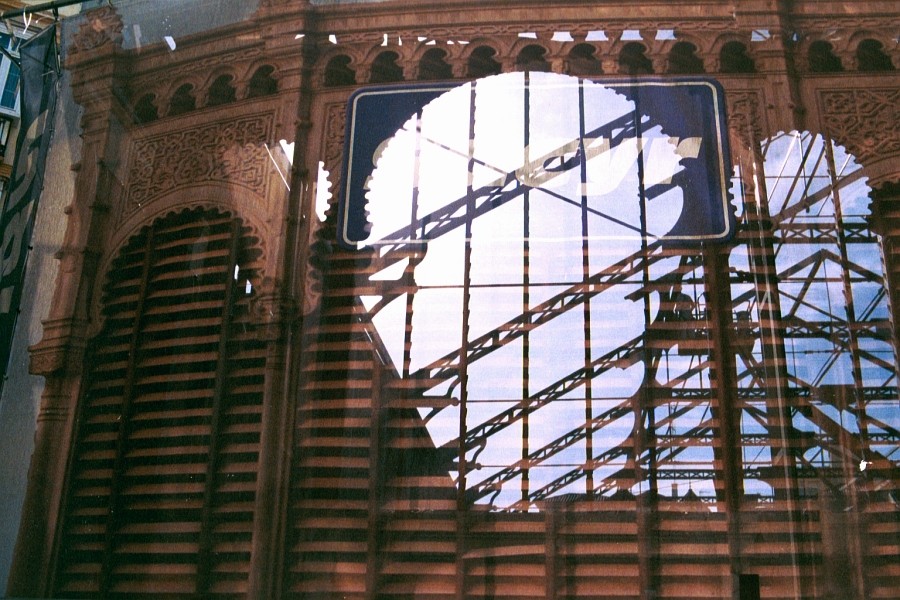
859, 153, 900, 192
864, 167, 900, 238
89, 189, 273, 335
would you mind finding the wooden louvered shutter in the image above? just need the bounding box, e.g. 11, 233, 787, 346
53, 207, 266, 599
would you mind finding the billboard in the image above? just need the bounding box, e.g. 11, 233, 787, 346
338, 73, 733, 249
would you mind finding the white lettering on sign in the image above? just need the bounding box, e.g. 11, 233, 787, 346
474, 136, 701, 193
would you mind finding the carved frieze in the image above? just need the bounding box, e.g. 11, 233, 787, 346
819, 88, 900, 166
326, 19, 738, 48
792, 17, 900, 33
122, 113, 275, 222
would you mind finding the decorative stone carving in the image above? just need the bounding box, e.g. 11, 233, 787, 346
820, 88, 900, 165
793, 18, 900, 33
300, 103, 348, 314
328, 20, 736, 48
323, 103, 347, 198
124, 113, 275, 218
131, 48, 264, 92
727, 90, 766, 153
69, 6, 124, 55
302, 217, 325, 316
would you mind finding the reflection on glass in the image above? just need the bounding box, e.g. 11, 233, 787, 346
358, 73, 717, 509
732, 131, 897, 502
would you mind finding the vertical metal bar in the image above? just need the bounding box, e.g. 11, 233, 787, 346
826, 139, 870, 446
745, 136, 803, 600
522, 71, 531, 503
823, 138, 869, 600
632, 88, 659, 600
578, 79, 594, 497
703, 247, 745, 600
750, 138, 801, 500
455, 80, 478, 600
195, 217, 243, 596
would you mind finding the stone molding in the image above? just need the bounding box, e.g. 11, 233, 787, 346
819, 87, 900, 166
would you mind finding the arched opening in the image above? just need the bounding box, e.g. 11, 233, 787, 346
808, 40, 843, 72
619, 42, 653, 75
856, 38, 895, 71
370, 51, 404, 83
732, 131, 897, 519
51, 208, 267, 598
567, 43, 602, 76
515, 44, 551, 72
168, 84, 196, 116
667, 41, 705, 74
719, 41, 756, 74
247, 65, 278, 97
418, 48, 453, 80
466, 45, 502, 78
324, 54, 356, 87
206, 74, 236, 107
133, 93, 158, 124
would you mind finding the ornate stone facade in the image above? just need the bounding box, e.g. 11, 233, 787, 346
123, 113, 275, 214
6, 2, 900, 599
819, 87, 900, 165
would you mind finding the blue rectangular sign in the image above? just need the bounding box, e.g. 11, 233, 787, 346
338, 74, 734, 248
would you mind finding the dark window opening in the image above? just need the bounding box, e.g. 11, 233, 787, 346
168, 83, 196, 116
567, 43, 603, 76
619, 42, 653, 75
133, 93, 158, 124
467, 45, 502, 78
667, 41, 705, 74
247, 65, 278, 97
324, 54, 356, 87
856, 38, 895, 71
808, 40, 843, 72
720, 41, 756, 73
418, 48, 453, 80
515, 44, 551, 72
370, 51, 404, 83
206, 74, 236, 106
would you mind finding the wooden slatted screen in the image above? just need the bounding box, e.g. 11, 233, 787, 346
52, 207, 266, 599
